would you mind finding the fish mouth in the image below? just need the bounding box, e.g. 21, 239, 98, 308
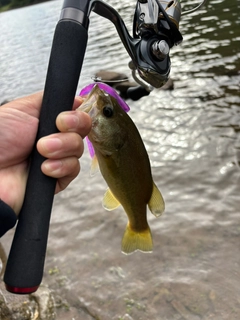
78, 84, 102, 115
84, 104, 99, 121
78, 97, 99, 121
79, 82, 130, 112
78, 99, 94, 114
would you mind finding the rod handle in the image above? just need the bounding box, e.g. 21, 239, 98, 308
4, 20, 88, 294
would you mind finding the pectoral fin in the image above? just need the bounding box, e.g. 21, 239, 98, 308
148, 182, 165, 217
90, 154, 99, 176
102, 188, 120, 211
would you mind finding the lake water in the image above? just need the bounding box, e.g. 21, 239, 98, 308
0, 0, 240, 319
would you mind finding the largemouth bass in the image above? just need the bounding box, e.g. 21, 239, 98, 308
79, 83, 165, 254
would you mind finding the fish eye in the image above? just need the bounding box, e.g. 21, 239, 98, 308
103, 106, 113, 118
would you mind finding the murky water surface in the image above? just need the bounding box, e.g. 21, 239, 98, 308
1, 0, 240, 319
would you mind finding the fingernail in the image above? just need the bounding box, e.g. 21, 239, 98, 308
62, 113, 79, 131
43, 160, 63, 172
42, 137, 62, 153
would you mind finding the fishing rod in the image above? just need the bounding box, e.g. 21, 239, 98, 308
3, 0, 208, 294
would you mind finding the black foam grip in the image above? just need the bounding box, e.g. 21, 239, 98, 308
4, 20, 88, 292
127, 86, 150, 101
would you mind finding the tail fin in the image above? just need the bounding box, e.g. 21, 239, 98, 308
121, 223, 153, 255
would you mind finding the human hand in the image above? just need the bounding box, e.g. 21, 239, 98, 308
0, 92, 91, 215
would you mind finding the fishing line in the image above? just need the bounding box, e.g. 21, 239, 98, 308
91, 76, 130, 83
79, 73, 131, 84
181, 0, 209, 16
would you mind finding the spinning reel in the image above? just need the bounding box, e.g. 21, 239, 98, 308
88, 0, 208, 98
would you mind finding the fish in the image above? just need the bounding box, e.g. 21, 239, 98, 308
79, 83, 165, 254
